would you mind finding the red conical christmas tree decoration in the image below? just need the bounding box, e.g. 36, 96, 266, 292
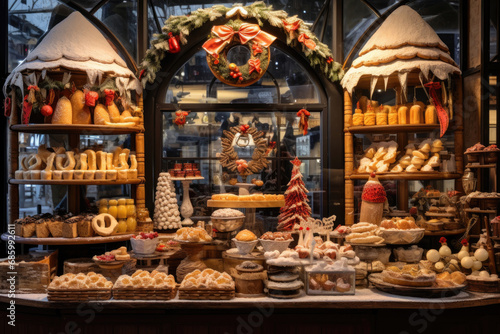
277, 157, 312, 231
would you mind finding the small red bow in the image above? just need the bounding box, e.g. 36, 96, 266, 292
212, 53, 219, 65
174, 110, 189, 127
104, 89, 115, 106
283, 20, 300, 32
439, 237, 447, 244
248, 58, 261, 74
297, 109, 311, 135
298, 33, 316, 49
240, 124, 250, 133
252, 44, 263, 56
461, 239, 468, 246
326, 57, 333, 64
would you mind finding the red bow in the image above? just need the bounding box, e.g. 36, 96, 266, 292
85, 90, 99, 107
104, 89, 115, 106
297, 109, 311, 135
240, 124, 250, 133
424, 81, 449, 137
252, 44, 263, 56
326, 57, 333, 64
174, 110, 189, 127
248, 58, 261, 75
202, 23, 276, 55
298, 33, 316, 50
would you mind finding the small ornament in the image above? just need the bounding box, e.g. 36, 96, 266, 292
4, 97, 11, 117
458, 239, 470, 260
248, 58, 261, 74
252, 44, 263, 56
296, 109, 311, 135
85, 90, 99, 107
235, 159, 248, 174
40, 105, 53, 117
27, 85, 39, 104
326, 56, 333, 64
239, 124, 250, 134
104, 89, 115, 106
168, 32, 181, 53
282, 19, 300, 40
298, 33, 316, 50
438, 237, 452, 257
174, 110, 189, 127
474, 245, 489, 262
22, 94, 32, 125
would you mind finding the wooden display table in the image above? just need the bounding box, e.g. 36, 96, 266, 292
0, 232, 134, 245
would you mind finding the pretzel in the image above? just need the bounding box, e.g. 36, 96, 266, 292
92, 214, 118, 236
20, 155, 31, 171
112, 147, 123, 168
115, 153, 129, 170
84, 149, 96, 170
130, 155, 137, 170
28, 154, 43, 170
55, 152, 76, 171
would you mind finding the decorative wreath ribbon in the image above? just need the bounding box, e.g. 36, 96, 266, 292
297, 109, 311, 135
424, 81, 449, 138
202, 23, 276, 55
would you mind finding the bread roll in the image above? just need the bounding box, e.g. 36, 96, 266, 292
398, 106, 408, 124
94, 104, 110, 125
70, 90, 91, 124
52, 96, 72, 124
107, 101, 121, 123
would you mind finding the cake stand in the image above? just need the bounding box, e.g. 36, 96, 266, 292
171, 177, 204, 226
174, 240, 210, 282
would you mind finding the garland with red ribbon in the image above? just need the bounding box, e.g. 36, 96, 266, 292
203, 22, 276, 87
424, 81, 449, 137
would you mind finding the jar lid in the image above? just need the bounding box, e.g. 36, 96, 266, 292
126, 199, 135, 205
108, 199, 118, 205
117, 199, 126, 205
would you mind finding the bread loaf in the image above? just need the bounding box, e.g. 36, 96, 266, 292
52, 96, 72, 124
409, 105, 422, 124
70, 90, 91, 124
398, 106, 408, 124
425, 105, 437, 124
94, 104, 110, 125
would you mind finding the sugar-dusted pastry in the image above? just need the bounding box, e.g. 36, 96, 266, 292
412, 150, 428, 160
427, 153, 441, 167
421, 164, 434, 172
425, 105, 437, 124
52, 96, 72, 124
391, 164, 404, 172
180, 269, 234, 290
411, 156, 424, 166
49, 272, 113, 290
94, 104, 110, 125
409, 104, 422, 124
175, 227, 212, 242
235, 229, 257, 241
398, 106, 408, 124
431, 139, 444, 153
70, 90, 91, 124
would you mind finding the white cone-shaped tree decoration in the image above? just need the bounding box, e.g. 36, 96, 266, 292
277, 157, 312, 231
154, 172, 182, 230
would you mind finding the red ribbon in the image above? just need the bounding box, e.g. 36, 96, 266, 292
297, 109, 311, 135
424, 82, 449, 137
248, 59, 261, 75
298, 33, 316, 50
252, 44, 263, 56
104, 89, 115, 106
22, 95, 32, 125
202, 23, 276, 55
4, 97, 11, 117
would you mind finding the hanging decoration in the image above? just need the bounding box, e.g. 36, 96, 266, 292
277, 157, 312, 231
4, 97, 11, 117
297, 109, 311, 135
220, 125, 269, 177
139, 1, 343, 86
424, 81, 449, 138
203, 22, 276, 87
174, 110, 190, 127
85, 90, 99, 107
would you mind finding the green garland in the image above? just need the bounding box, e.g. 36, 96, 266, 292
139, 1, 344, 86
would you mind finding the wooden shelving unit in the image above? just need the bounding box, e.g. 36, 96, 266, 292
7, 95, 149, 244
343, 76, 464, 226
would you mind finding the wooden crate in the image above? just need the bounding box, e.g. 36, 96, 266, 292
0, 250, 58, 293
178, 288, 235, 300
112, 287, 177, 300
47, 288, 111, 302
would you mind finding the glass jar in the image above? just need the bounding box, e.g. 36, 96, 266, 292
117, 219, 128, 233
126, 199, 136, 217
117, 198, 127, 219
108, 200, 118, 218
126, 199, 137, 232
98, 199, 108, 214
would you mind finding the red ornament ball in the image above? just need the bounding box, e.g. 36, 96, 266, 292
41, 105, 53, 117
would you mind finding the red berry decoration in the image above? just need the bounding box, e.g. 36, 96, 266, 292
439, 237, 447, 244
41, 105, 53, 117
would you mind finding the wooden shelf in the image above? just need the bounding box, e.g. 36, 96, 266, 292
424, 228, 466, 236
466, 164, 497, 169
348, 172, 462, 181
10, 124, 144, 135
207, 200, 285, 208
0, 232, 134, 245
464, 209, 497, 214
9, 178, 143, 185
170, 177, 205, 181
345, 124, 439, 134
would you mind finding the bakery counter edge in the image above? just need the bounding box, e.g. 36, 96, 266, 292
2, 290, 500, 310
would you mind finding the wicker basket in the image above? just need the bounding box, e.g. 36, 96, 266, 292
0, 250, 58, 293
112, 287, 177, 300
178, 288, 235, 300
466, 279, 500, 293
47, 288, 111, 302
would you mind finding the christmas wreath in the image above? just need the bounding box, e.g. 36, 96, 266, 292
220, 125, 270, 176
139, 1, 343, 86
203, 21, 276, 87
